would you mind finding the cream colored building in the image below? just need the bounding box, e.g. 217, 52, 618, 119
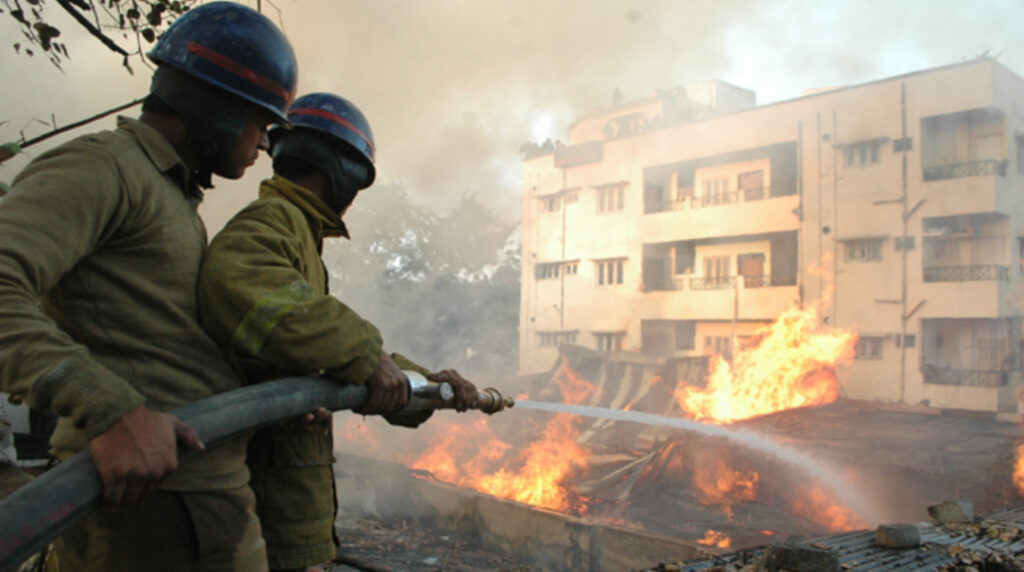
519, 59, 1024, 414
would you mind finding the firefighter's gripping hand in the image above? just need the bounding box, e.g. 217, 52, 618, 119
428, 369, 479, 412
89, 405, 204, 509
355, 351, 409, 414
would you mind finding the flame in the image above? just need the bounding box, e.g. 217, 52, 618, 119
697, 529, 732, 549
692, 454, 759, 519
674, 305, 856, 423
790, 485, 868, 532
408, 355, 594, 513
1014, 444, 1024, 495
476, 414, 589, 511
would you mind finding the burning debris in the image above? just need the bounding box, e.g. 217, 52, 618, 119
331, 298, 1021, 568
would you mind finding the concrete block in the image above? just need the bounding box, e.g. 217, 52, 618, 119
760, 542, 839, 572
928, 499, 974, 525
875, 524, 921, 547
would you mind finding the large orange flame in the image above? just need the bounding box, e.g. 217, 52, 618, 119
1014, 443, 1024, 495
674, 305, 856, 423
407, 356, 594, 513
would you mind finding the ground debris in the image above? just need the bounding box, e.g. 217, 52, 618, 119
331, 517, 540, 571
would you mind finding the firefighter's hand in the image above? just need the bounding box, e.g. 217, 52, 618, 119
428, 369, 479, 412
290, 407, 332, 435
89, 405, 204, 509
355, 352, 409, 414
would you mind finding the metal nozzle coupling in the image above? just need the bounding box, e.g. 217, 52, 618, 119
402, 371, 515, 415
476, 387, 515, 414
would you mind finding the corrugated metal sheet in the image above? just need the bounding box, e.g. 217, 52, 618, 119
658, 504, 1024, 572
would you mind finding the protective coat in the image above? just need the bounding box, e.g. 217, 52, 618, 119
0, 117, 249, 491
199, 176, 428, 568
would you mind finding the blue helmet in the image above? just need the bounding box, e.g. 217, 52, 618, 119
271, 93, 377, 212
148, 1, 297, 121
286, 93, 376, 173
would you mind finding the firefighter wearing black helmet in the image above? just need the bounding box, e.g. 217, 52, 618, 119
0, 2, 297, 570
197, 93, 479, 571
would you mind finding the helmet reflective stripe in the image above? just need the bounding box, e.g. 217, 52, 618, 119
148, 1, 298, 121
289, 107, 375, 159
186, 42, 294, 106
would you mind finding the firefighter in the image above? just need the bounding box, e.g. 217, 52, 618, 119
0, 3, 297, 570
197, 93, 479, 571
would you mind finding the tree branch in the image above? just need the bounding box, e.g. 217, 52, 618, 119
54, 0, 129, 56
20, 97, 144, 149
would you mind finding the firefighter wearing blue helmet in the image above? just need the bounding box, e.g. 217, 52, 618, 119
197, 93, 479, 571
0, 2, 297, 570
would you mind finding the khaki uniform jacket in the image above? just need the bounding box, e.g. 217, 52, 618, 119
198, 176, 427, 568
199, 175, 428, 383
0, 117, 249, 491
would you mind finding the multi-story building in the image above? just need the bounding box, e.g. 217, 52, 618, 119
519, 58, 1024, 414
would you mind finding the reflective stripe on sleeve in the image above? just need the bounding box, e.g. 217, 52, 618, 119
231, 279, 314, 356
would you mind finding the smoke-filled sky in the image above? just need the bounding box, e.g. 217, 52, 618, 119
1, 0, 1022, 231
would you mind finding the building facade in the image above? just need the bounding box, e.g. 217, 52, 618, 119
519, 59, 1024, 414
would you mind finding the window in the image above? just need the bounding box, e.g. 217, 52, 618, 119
535, 263, 560, 280
895, 334, 916, 348
704, 336, 732, 358
854, 337, 884, 359
894, 237, 916, 251
675, 321, 696, 351
563, 261, 578, 275
674, 244, 695, 274
538, 331, 578, 348
844, 141, 883, 167
595, 332, 624, 352
541, 196, 561, 212
597, 185, 625, 212
596, 259, 625, 286
702, 177, 730, 205
565, 191, 579, 204
844, 239, 883, 262
893, 137, 913, 152
704, 255, 730, 278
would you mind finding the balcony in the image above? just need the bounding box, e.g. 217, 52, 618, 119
658, 186, 779, 212
923, 159, 1007, 182
646, 274, 798, 292
922, 264, 1009, 283
922, 366, 1005, 387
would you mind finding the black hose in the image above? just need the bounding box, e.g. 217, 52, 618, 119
0, 377, 368, 572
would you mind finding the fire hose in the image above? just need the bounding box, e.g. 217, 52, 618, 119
0, 372, 514, 572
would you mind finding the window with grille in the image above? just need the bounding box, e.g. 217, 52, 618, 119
845, 239, 883, 262
855, 337, 884, 359
535, 263, 561, 280
596, 259, 625, 285
597, 185, 625, 213
595, 332, 624, 352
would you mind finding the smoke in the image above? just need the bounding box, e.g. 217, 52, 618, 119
4, 0, 1024, 230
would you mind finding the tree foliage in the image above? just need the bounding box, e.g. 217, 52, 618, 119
1, 0, 197, 71
323, 184, 521, 377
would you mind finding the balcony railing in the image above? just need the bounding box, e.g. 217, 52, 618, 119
923, 264, 1009, 283
923, 366, 1006, 387
644, 273, 798, 291
922, 159, 1006, 182
688, 276, 736, 290
743, 274, 798, 288
659, 186, 787, 213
